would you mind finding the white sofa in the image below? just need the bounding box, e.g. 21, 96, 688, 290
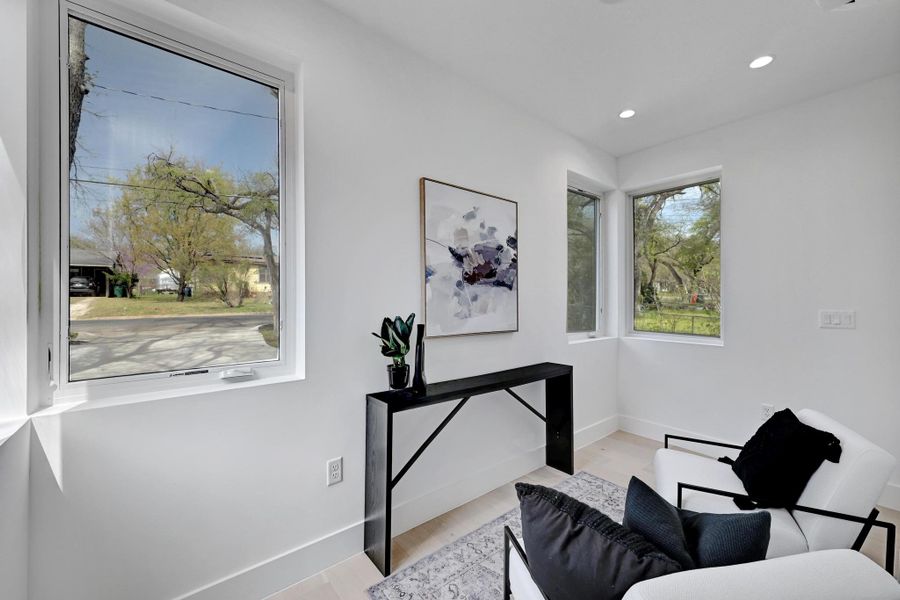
507, 537, 900, 600
654, 409, 896, 562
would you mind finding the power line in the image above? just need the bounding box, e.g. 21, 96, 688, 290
91, 83, 277, 121
69, 177, 277, 200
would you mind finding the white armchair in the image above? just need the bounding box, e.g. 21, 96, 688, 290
653, 409, 896, 572
504, 528, 900, 600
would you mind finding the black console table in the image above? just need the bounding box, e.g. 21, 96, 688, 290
364, 362, 574, 575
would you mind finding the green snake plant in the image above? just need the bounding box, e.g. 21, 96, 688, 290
372, 313, 415, 366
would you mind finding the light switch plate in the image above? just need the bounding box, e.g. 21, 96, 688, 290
818, 309, 856, 329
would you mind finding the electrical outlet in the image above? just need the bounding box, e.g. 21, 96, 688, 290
818, 309, 856, 329
761, 403, 775, 422
326, 457, 343, 486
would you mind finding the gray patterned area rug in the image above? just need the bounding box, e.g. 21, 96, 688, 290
367, 472, 627, 600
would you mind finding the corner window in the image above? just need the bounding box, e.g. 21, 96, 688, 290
631, 180, 721, 338
567, 189, 603, 334
58, 4, 294, 392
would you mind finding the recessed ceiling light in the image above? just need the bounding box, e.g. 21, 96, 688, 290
749, 55, 775, 69
619, 109, 636, 119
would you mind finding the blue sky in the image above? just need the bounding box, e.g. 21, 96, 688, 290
70, 17, 279, 239
657, 185, 706, 233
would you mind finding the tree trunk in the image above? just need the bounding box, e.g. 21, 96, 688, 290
260, 213, 280, 344
68, 19, 88, 170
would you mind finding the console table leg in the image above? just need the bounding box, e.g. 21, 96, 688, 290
364, 397, 392, 575
545, 373, 574, 474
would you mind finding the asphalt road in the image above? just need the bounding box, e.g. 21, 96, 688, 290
69, 314, 277, 380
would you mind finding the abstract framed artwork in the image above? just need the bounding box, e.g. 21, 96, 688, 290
420, 178, 518, 337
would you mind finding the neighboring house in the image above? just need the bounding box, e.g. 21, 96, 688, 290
150, 256, 274, 296
248, 263, 272, 295
218, 254, 273, 295
69, 248, 116, 297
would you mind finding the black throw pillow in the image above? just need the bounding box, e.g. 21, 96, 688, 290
623, 477, 770, 569
622, 477, 695, 570
731, 408, 842, 508
680, 509, 771, 568
516, 483, 681, 600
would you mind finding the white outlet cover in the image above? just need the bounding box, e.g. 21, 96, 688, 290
327, 457, 343, 486
818, 309, 856, 329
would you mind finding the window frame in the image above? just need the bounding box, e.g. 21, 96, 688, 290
625, 173, 724, 346
566, 187, 606, 341
45, 0, 302, 403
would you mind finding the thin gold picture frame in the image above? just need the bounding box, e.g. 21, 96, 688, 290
419, 177, 519, 339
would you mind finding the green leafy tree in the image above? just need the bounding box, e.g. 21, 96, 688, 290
118, 164, 240, 302
567, 191, 598, 332
142, 152, 281, 339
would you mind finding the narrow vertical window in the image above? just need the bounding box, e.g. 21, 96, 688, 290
567, 189, 602, 334
632, 180, 721, 338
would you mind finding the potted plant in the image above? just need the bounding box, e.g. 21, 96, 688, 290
372, 313, 415, 389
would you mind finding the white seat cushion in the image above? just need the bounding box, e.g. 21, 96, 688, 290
654, 449, 808, 558
794, 409, 896, 551
623, 549, 900, 600
509, 537, 546, 600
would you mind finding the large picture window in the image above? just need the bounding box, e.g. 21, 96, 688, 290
632, 180, 721, 338
62, 9, 287, 384
567, 189, 602, 334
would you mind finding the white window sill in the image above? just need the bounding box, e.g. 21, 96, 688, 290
0, 417, 29, 447
567, 333, 616, 345
52, 372, 304, 413
623, 332, 724, 347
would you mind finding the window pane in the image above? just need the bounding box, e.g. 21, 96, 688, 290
567, 191, 598, 333
632, 181, 720, 337
67, 17, 281, 381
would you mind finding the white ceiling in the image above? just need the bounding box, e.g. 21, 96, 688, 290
318, 0, 900, 156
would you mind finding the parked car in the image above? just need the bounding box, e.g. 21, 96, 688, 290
69, 276, 95, 297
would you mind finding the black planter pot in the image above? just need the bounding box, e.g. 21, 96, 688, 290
387, 363, 410, 390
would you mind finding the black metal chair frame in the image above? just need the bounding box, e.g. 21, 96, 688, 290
503, 525, 549, 600
665, 434, 896, 575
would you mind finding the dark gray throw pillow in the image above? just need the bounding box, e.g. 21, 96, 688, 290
680, 509, 771, 568
516, 482, 681, 600
623, 477, 695, 569
623, 476, 771, 569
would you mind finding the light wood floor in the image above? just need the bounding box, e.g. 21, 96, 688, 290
267, 430, 900, 600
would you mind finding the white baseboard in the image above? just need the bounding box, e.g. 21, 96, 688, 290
176, 520, 362, 600
879, 481, 900, 512
392, 414, 619, 534
178, 415, 619, 600
575, 415, 619, 450
618, 414, 742, 459
620, 414, 900, 511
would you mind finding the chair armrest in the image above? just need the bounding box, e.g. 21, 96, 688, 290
624, 549, 900, 600
504, 526, 550, 600
676, 482, 896, 576
664, 434, 744, 451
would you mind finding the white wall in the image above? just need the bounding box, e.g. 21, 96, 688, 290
0, 425, 30, 600
0, 0, 31, 422
0, 0, 34, 597
24, 1, 619, 599
617, 73, 900, 508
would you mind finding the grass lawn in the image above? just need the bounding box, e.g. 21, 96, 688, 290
71, 294, 274, 319
634, 306, 720, 337
258, 324, 279, 348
